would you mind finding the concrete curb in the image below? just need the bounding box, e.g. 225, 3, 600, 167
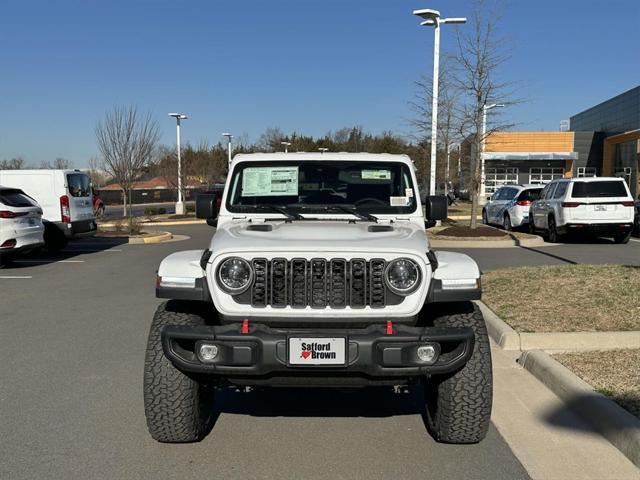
478, 301, 640, 351
99, 219, 205, 227
430, 235, 545, 248
128, 231, 173, 244
519, 349, 640, 468
476, 301, 521, 350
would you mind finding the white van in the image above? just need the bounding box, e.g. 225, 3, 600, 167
0, 170, 96, 250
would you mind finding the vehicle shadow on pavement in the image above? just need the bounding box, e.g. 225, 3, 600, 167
1, 237, 128, 269
213, 385, 427, 418
541, 392, 639, 436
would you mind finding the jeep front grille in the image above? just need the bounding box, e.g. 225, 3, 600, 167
244, 258, 399, 309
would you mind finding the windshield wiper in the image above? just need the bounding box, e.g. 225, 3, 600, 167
255, 204, 305, 221
319, 204, 378, 222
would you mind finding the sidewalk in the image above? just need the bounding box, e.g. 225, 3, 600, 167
490, 343, 639, 479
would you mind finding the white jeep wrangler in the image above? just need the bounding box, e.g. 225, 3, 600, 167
144, 153, 492, 444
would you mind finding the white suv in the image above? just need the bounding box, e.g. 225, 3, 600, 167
482, 184, 543, 230
529, 177, 635, 243
0, 186, 45, 264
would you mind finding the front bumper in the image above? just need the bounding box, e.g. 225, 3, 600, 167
161, 322, 475, 384
561, 222, 633, 236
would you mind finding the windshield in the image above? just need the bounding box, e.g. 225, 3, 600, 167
226, 160, 417, 216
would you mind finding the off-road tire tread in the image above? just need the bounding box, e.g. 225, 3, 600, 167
426, 302, 492, 444
143, 300, 214, 443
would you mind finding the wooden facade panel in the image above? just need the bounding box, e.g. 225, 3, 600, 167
485, 132, 575, 152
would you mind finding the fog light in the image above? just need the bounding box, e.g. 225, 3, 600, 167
198, 343, 219, 362
417, 345, 437, 363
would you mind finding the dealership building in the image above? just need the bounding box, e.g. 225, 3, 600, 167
465, 85, 640, 198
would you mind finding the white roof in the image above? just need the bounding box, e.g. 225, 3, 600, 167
232, 152, 412, 164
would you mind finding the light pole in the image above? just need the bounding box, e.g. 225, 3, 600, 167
445, 142, 460, 196
413, 9, 466, 196
168, 113, 188, 215
281, 141, 292, 153
222, 133, 233, 164
479, 104, 504, 203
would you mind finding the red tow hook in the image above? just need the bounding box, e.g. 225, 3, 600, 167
241, 319, 249, 334
386, 320, 393, 335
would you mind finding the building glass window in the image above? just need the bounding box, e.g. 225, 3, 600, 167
529, 167, 564, 185
577, 167, 597, 177
485, 167, 518, 194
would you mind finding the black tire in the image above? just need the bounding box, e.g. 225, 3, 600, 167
44, 223, 68, 252
143, 300, 216, 443
481, 209, 488, 225
546, 216, 562, 243
503, 213, 512, 231
614, 231, 631, 244
528, 214, 536, 234
424, 302, 493, 444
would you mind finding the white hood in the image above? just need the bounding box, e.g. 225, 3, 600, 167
209, 220, 428, 257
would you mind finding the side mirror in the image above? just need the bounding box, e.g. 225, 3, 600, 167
196, 193, 218, 226
424, 195, 448, 221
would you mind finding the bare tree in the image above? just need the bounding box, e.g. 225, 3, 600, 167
0, 157, 27, 169
95, 106, 159, 232
451, 0, 521, 228
40, 157, 73, 169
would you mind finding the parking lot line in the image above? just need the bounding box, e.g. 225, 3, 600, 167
629, 238, 640, 244
0, 275, 32, 279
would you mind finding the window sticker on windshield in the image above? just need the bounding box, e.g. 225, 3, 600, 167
242, 166, 299, 196
405, 188, 414, 198
362, 169, 391, 180
390, 196, 410, 206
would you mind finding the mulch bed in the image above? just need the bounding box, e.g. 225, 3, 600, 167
435, 226, 508, 237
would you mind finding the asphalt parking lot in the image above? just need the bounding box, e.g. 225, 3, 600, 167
2, 224, 639, 479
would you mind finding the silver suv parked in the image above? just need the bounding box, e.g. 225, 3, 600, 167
482, 184, 543, 230
529, 177, 635, 243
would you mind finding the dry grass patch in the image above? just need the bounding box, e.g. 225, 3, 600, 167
554, 349, 640, 420
483, 264, 640, 332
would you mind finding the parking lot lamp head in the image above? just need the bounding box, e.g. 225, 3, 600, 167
168, 113, 188, 215
413, 8, 466, 196
281, 141, 292, 153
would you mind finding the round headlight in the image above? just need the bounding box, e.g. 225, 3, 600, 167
384, 258, 420, 295
217, 257, 253, 294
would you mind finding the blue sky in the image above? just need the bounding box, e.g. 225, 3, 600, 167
1, 0, 638, 167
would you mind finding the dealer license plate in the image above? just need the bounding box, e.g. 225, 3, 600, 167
288, 337, 346, 365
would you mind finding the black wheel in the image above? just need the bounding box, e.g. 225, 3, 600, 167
44, 223, 68, 252
424, 302, 493, 444
528, 214, 536, 234
144, 300, 216, 443
503, 213, 512, 231
546, 216, 561, 243
614, 231, 631, 244
481, 209, 488, 225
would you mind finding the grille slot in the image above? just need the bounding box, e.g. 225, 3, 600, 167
369, 259, 386, 308
329, 259, 347, 308
248, 258, 394, 308
270, 258, 288, 307
251, 259, 267, 307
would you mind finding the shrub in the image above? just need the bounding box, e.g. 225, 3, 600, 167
158, 207, 167, 214
186, 204, 195, 213
144, 207, 158, 215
